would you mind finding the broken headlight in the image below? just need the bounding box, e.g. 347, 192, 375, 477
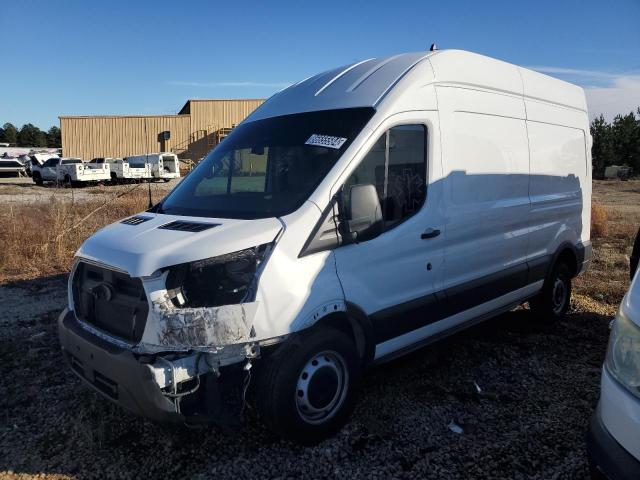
165, 244, 272, 308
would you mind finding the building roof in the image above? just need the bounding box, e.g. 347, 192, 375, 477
177, 98, 267, 115
59, 99, 265, 119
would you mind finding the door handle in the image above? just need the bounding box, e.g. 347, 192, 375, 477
421, 228, 441, 239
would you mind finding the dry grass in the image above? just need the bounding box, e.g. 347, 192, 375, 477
574, 180, 640, 309
591, 201, 608, 238
0, 185, 163, 283
1, 179, 639, 315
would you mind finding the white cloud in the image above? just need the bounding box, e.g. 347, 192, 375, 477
527, 66, 618, 80
584, 76, 640, 121
167, 80, 291, 88
527, 65, 640, 121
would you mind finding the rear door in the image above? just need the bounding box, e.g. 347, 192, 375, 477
333, 112, 445, 358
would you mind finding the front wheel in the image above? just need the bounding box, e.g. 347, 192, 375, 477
530, 262, 572, 322
252, 327, 361, 444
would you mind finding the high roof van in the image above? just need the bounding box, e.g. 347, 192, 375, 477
58, 49, 592, 444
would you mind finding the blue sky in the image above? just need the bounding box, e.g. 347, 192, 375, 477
1, 0, 639, 129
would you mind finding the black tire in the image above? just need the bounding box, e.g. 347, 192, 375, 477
630, 227, 640, 280
110, 172, 118, 184
530, 262, 572, 322
33, 173, 43, 186
252, 327, 361, 445
63, 175, 73, 188
163, 166, 171, 182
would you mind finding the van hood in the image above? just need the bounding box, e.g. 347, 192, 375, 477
77, 213, 283, 277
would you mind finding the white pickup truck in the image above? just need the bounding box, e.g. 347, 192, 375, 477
89, 157, 151, 183
32, 157, 110, 186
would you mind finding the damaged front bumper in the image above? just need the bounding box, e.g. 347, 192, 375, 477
58, 308, 271, 425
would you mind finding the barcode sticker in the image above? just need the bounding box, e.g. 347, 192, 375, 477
305, 134, 347, 149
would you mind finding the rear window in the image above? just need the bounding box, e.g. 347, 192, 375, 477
62, 159, 82, 164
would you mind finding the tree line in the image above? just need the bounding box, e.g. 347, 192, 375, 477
1, 109, 639, 176
590, 108, 640, 179
0, 122, 61, 148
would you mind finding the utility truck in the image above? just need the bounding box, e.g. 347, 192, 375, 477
125, 153, 180, 182
32, 157, 110, 186
89, 157, 152, 183
59, 49, 592, 443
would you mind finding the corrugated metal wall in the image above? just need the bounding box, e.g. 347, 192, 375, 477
60, 115, 191, 160
189, 99, 264, 132
187, 100, 265, 160
60, 99, 265, 161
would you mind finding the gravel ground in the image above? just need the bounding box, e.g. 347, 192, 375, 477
0, 275, 610, 479
0, 176, 178, 205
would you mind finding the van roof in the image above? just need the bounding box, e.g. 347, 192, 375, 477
245, 49, 586, 122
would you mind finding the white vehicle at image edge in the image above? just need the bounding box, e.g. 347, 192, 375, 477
89, 157, 152, 182
587, 236, 640, 480
58, 49, 592, 444
125, 153, 180, 182
32, 157, 110, 186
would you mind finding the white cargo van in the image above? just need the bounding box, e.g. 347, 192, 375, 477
58, 50, 592, 443
89, 157, 152, 182
126, 153, 180, 182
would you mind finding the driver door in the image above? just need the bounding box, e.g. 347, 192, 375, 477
333, 113, 445, 358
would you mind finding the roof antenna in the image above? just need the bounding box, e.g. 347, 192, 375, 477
430, 43, 438, 52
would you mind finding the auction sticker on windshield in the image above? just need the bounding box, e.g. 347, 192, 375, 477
305, 134, 347, 149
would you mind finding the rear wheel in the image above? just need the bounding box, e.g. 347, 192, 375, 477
110, 172, 118, 184
530, 262, 572, 322
63, 175, 73, 188
33, 173, 43, 186
252, 327, 361, 444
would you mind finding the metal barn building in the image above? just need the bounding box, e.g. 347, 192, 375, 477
59, 99, 264, 161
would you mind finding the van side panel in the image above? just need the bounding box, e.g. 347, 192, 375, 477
437, 86, 530, 292
525, 99, 590, 263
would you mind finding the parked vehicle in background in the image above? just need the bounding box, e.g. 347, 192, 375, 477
125, 153, 180, 182
32, 157, 110, 186
28, 152, 59, 176
0, 154, 26, 176
90, 157, 152, 183
59, 49, 592, 443
604, 165, 633, 181
587, 229, 640, 479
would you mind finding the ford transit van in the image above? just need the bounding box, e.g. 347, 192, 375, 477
58, 50, 592, 443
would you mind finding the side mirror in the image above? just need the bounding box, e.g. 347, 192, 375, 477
346, 184, 383, 242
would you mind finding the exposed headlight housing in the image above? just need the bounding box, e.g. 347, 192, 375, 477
165, 243, 272, 309
605, 306, 640, 398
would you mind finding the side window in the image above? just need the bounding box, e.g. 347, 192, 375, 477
344, 124, 426, 230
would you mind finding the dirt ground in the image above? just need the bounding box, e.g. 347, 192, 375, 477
0, 179, 638, 479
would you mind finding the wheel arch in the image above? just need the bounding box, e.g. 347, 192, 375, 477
548, 242, 579, 278
309, 303, 376, 369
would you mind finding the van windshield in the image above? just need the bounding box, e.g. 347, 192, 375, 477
158, 107, 375, 219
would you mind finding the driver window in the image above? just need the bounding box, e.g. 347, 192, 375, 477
344, 124, 426, 230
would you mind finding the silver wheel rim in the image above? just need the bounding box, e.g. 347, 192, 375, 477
551, 277, 567, 314
295, 350, 349, 425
